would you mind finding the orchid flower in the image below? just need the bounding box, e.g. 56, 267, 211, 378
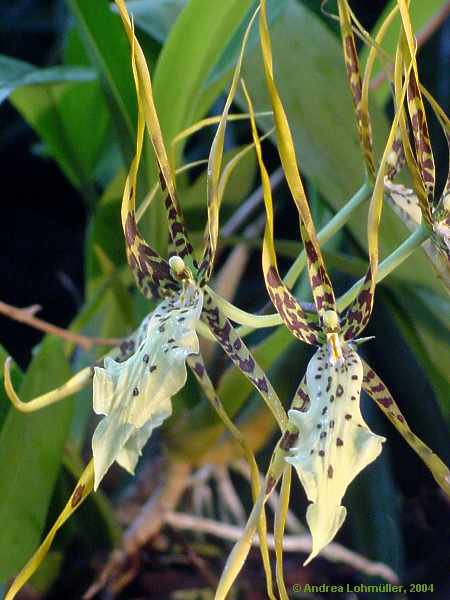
352, 0, 450, 289
249, 0, 450, 565
3, 3, 288, 597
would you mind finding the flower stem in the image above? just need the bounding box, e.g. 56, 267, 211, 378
336, 224, 430, 312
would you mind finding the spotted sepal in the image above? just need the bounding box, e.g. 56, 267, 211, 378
385, 126, 406, 181
362, 361, 450, 497
258, 0, 332, 293
337, 0, 375, 180
115, 0, 194, 264
286, 344, 384, 564
92, 285, 203, 489
420, 86, 450, 259
340, 268, 375, 341
201, 290, 287, 429
241, 80, 321, 346
115, 9, 178, 299
405, 67, 435, 203
397, 1, 435, 203
300, 221, 337, 322
291, 374, 310, 413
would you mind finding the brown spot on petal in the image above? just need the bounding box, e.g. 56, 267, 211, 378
266, 475, 276, 494
280, 430, 299, 450
71, 484, 85, 508
336, 438, 344, 447
328, 465, 334, 479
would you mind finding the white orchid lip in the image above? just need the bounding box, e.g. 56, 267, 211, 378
286, 343, 385, 563
91, 285, 203, 490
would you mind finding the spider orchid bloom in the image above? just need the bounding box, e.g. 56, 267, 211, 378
379, 2, 450, 288
3, 5, 286, 597
250, 0, 450, 564
104, 0, 287, 491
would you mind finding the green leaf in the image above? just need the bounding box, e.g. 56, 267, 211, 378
11, 78, 108, 197
0, 54, 95, 104
65, 0, 138, 163
0, 337, 74, 580
205, 0, 288, 86
0, 346, 23, 432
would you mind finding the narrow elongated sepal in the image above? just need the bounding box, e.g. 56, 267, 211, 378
241, 81, 321, 345
286, 345, 384, 563
5, 461, 95, 600
337, 0, 375, 180
115, 0, 194, 262
202, 290, 287, 430
259, 0, 336, 323
92, 286, 203, 489
362, 361, 450, 497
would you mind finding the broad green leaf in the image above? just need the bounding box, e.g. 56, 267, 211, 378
2, 53, 104, 193
0, 337, 74, 580
388, 289, 450, 421
65, 0, 137, 162
0, 54, 95, 104
238, 0, 446, 296
11, 79, 108, 196
205, 0, 289, 87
